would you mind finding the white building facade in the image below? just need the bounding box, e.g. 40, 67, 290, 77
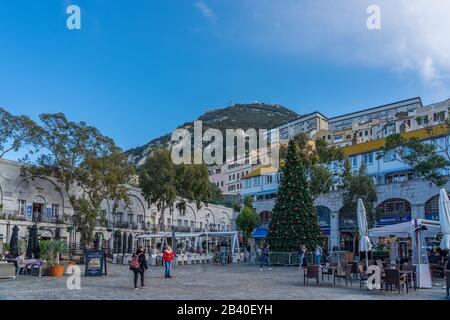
0, 158, 236, 253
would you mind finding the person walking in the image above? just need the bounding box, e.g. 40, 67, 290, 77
130, 247, 148, 289
259, 242, 271, 271
314, 244, 323, 265
298, 244, 306, 269
163, 245, 175, 278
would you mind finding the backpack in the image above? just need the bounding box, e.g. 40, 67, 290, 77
130, 253, 143, 270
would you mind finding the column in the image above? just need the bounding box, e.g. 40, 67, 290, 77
330, 211, 340, 251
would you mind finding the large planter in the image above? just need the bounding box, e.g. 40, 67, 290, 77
50, 265, 65, 277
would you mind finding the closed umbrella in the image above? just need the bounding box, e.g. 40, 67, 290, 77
9, 225, 19, 258
26, 225, 39, 259
357, 199, 372, 270
439, 189, 450, 251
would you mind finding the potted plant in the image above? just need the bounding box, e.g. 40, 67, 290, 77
40, 240, 68, 277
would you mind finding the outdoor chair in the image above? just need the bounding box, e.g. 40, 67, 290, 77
16, 265, 27, 277
384, 269, 408, 294
358, 265, 369, 289
445, 271, 450, 300
321, 263, 336, 282
334, 264, 352, 286
350, 262, 359, 279
303, 265, 320, 285
400, 264, 416, 290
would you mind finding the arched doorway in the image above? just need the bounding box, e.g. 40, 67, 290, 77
32, 195, 46, 223
259, 211, 272, 226
338, 207, 358, 254
127, 233, 133, 254
114, 231, 121, 253
317, 206, 331, 250
376, 198, 412, 226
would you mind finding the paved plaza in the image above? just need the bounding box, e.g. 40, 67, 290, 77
0, 263, 447, 300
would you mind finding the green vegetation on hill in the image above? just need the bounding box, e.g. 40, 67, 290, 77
126, 103, 300, 166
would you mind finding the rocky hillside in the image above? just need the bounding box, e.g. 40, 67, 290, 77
126, 103, 300, 166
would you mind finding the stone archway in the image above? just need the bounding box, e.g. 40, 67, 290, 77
376, 198, 412, 226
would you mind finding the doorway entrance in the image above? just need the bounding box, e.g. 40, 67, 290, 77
32, 203, 43, 222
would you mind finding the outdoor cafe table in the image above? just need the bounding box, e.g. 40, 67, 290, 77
320, 265, 342, 282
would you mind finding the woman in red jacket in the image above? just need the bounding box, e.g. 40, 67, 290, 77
162, 245, 175, 278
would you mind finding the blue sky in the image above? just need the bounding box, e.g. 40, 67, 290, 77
1, 0, 449, 157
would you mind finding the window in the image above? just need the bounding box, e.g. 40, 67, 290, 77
327, 135, 331, 140
228, 175, 232, 181
434, 137, 446, 150
199, 222, 203, 229
346, 135, 351, 139
265, 175, 273, 184
177, 219, 182, 227
362, 153, 373, 165
183, 220, 188, 227
17, 199, 26, 216
365, 131, 368, 136
51, 204, 59, 217
416, 115, 428, 126
333, 134, 343, 142
137, 215, 143, 223
253, 176, 261, 186
350, 156, 358, 168
128, 213, 134, 222
434, 111, 445, 123
386, 172, 414, 184
221, 181, 223, 187
384, 150, 396, 162
359, 132, 363, 137
244, 179, 251, 188
167, 218, 171, 226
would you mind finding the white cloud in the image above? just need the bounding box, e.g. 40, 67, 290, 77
194, 1, 216, 23
218, 0, 450, 89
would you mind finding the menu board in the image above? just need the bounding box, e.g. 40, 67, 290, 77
85, 250, 106, 277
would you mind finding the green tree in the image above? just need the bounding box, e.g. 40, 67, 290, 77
139, 149, 178, 231
0, 107, 39, 158
235, 196, 258, 250
139, 149, 217, 231
25, 113, 125, 246
267, 139, 324, 251
339, 159, 378, 227
280, 134, 345, 198
75, 152, 134, 245
377, 133, 449, 187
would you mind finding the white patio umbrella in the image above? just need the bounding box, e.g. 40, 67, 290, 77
357, 199, 372, 270
438, 189, 450, 250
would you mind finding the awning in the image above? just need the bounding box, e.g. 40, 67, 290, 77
369, 219, 441, 238
252, 227, 268, 239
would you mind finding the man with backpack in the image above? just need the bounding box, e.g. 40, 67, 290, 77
130, 247, 148, 289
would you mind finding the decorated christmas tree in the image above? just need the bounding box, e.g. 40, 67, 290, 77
267, 139, 324, 251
